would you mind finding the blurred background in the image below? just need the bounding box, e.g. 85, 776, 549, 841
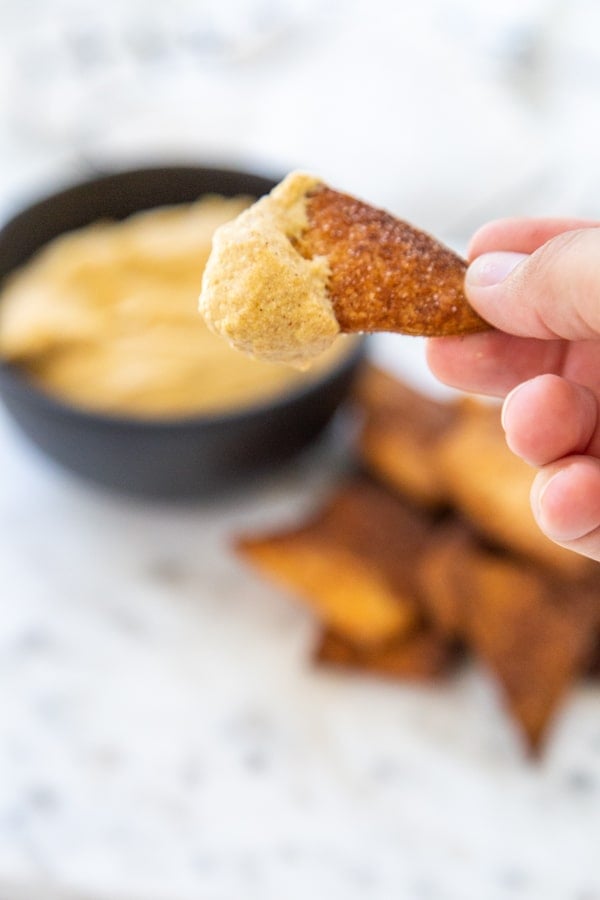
2, 1, 600, 898
3, 0, 600, 238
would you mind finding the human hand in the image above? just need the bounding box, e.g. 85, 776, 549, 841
427, 217, 600, 563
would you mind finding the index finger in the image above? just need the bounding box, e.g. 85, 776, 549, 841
468, 217, 599, 260
426, 331, 566, 397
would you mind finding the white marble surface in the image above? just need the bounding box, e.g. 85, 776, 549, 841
2, 2, 600, 897
1, 338, 600, 900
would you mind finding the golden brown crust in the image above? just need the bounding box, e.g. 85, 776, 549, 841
417, 523, 470, 638
235, 477, 433, 648
355, 365, 459, 507
433, 400, 594, 577
465, 553, 598, 754
296, 185, 489, 337
314, 626, 454, 681
417, 524, 600, 753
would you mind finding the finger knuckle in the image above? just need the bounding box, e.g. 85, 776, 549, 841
518, 229, 600, 336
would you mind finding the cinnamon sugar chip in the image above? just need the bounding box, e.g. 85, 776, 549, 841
200, 172, 488, 366
418, 524, 599, 753
434, 401, 594, 577
235, 477, 432, 648
355, 365, 459, 507
314, 627, 454, 681
297, 184, 488, 337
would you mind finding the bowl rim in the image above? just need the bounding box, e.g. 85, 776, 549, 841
0, 163, 365, 431
0, 162, 283, 231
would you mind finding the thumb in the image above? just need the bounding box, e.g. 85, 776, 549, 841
465, 228, 600, 340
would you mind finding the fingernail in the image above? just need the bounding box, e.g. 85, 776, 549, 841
532, 470, 569, 540
466, 251, 528, 288
535, 468, 584, 542
535, 471, 559, 525
535, 464, 600, 543
501, 382, 526, 431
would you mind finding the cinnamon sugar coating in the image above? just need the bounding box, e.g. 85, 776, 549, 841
296, 185, 488, 336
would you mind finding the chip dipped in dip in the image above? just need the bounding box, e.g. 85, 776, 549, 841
199, 172, 339, 368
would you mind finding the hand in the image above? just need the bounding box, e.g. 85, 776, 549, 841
427, 217, 600, 563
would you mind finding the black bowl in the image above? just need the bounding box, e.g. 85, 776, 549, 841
0, 165, 364, 498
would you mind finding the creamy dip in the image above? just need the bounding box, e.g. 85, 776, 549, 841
0, 195, 351, 418
199, 172, 340, 367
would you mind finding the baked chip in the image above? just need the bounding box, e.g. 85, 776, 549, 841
418, 525, 599, 752
314, 626, 454, 681
435, 400, 592, 577
585, 635, 600, 679
236, 477, 433, 647
466, 553, 598, 753
355, 366, 459, 507
200, 172, 488, 366
417, 522, 470, 638
297, 183, 488, 338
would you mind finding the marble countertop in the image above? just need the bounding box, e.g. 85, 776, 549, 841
2, 1, 600, 897
2, 338, 600, 900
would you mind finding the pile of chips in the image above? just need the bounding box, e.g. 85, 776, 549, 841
237, 366, 600, 755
